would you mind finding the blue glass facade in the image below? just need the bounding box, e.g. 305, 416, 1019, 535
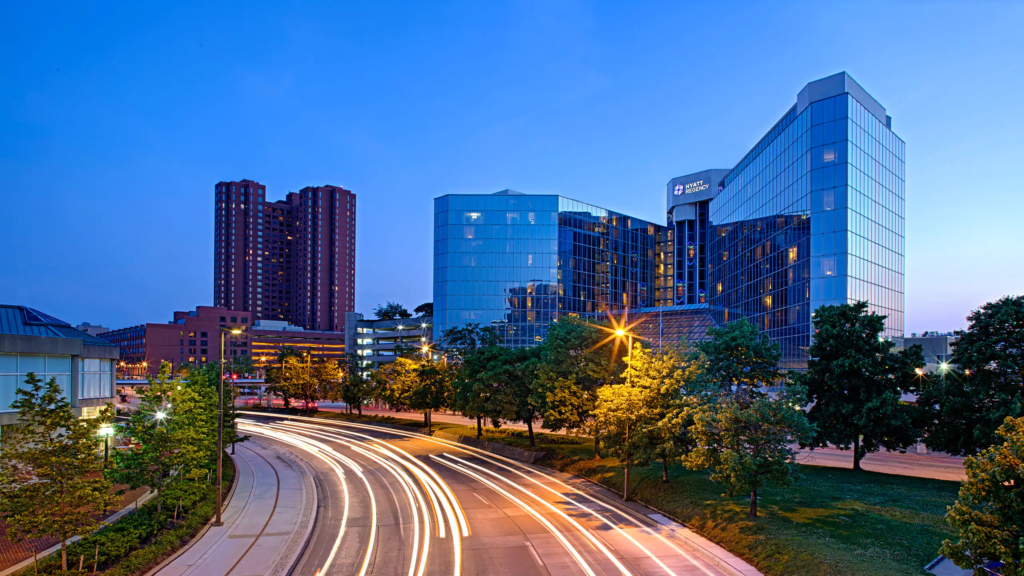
703, 72, 905, 368
433, 73, 905, 367
433, 192, 668, 347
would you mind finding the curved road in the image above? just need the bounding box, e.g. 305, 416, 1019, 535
238, 414, 746, 576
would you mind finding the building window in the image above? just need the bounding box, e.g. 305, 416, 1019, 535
79, 358, 113, 400
1, 354, 73, 411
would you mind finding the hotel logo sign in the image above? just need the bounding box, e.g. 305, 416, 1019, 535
674, 180, 709, 195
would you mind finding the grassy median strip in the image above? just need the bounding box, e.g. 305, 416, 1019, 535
312, 410, 960, 576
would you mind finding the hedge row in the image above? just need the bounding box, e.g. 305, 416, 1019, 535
15, 455, 234, 576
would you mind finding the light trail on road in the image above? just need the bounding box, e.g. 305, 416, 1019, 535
239, 414, 734, 576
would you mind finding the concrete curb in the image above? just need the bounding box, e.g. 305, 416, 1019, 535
142, 451, 241, 576
0, 490, 158, 576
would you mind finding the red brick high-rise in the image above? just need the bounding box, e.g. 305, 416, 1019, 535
214, 180, 355, 331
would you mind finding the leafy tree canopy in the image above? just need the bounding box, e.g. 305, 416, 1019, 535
684, 384, 815, 518
414, 302, 433, 317
0, 373, 119, 571
796, 301, 923, 470
941, 416, 1024, 574
697, 318, 781, 395
374, 301, 412, 320
919, 295, 1024, 456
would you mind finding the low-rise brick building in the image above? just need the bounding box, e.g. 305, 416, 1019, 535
103, 305, 346, 378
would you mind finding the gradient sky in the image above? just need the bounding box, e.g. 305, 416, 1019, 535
2, 1, 1022, 334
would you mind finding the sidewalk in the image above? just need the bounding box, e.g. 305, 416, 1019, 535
153, 440, 316, 576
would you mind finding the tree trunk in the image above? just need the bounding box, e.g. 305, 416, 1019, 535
749, 488, 758, 518
853, 434, 862, 471
231, 438, 235, 455
661, 457, 669, 483
61, 542, 67, 572
424, 411, 429, 427
594, 433, 601, 459
527, 419, 535, 447
476, 415, 483, 438
357, 403, 362, 416
623, 463, 630, 502
427, 410, 432, 432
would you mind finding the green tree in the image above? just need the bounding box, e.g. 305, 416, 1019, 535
227, 354, 255, 378
414, 302, 433, 317
204, 362, 250, 455
0, 373, 120, 571
697, 318, 781, 396
797, 302, 923, 470
339, 354, 374, 415
440, 324, 502, 436
108, 362, 217, 514
274, 356, 339, 415
536, 317, 620, 457
488, 346, 544, 446
684, 385, 815, 518
594, 343, 706, 498
374, 301, 412, 320
637, 343, 707, 482
940, 416, 1024, 574
372, 357, 420, 410
918, 295, 1024, 456
411, 358, 454, 431
264, 347, 302, 409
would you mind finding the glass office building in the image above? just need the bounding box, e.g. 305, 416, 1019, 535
666, 72, 905, 368
434, 73, 905, 367
433, 191, 668, 347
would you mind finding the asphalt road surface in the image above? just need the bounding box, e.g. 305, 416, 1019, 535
237, 415, 741, 576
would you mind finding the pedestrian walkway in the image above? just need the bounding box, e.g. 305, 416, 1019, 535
153, 440, 316, 576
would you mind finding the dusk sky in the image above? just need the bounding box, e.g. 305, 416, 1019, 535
1, 1, 1021, 334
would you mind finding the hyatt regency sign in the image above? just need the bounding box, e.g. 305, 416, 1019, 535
674, 180, 709, 195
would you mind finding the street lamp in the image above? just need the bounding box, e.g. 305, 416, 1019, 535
614, 328, 634, 383
99, 425, 115, 468
216, 326, 243, 526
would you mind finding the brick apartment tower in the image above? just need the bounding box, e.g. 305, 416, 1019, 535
214, 180, 356, 331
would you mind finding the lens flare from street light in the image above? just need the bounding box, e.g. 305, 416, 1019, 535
915, 368, 924, 376
615, 329, 625, 336
99, 426, 114, 436
155, 411, 166, 420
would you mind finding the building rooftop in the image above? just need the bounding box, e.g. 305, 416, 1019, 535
0, 305, 117, 347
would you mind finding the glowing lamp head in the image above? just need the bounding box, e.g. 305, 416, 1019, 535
99, 426, 114, 437
914, 368, 924, 376
155, 411, 166, 420
230, 328, 242, 335
615, 329, 625, 337
940, 362, 950, 372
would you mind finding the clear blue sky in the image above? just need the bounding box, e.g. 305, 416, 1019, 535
1, 1, 1021, 334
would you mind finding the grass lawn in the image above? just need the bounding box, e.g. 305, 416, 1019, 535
309, 409, 961, 576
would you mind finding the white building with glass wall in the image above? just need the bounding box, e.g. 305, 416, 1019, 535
0, 305, 119, 427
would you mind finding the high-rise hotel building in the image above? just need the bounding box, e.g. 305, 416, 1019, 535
214, 180, 356, 332
433, 72, 905, 368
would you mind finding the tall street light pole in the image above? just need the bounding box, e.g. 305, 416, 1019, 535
216, 326, 242, 526
615, 328, 633, 385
